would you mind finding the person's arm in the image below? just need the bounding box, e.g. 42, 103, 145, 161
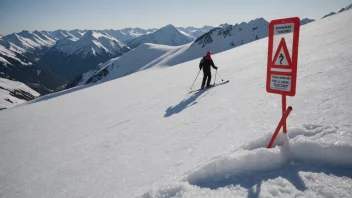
210, 60, 218, 70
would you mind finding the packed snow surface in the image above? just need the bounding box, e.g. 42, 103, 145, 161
0, 11, 352, 198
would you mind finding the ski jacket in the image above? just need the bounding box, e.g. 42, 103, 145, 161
199, 56, 217, 71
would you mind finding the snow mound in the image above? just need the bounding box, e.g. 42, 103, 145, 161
141, 125, 352, 198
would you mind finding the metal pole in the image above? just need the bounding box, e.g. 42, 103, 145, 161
267, 106, 293, 148
213, 70, 217, 85
190, 69, 201, 90
216, 71, 225, 81
282, 94, 287, 133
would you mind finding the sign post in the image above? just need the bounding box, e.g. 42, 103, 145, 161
266, 17, 300, 140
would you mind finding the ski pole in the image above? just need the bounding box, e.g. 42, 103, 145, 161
190, 69, 201, 90
216, 71, 225, 82
213, 70, 217, 85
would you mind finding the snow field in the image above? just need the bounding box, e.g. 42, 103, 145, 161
0, 9, 352, 198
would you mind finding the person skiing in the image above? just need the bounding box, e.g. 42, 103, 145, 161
199, 51, 218, 89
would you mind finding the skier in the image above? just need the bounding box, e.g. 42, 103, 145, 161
199, 51, 218, 89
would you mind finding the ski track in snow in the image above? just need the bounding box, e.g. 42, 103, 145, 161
0, 10, 352, 198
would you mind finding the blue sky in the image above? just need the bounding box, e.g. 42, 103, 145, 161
0, 0, 350, 35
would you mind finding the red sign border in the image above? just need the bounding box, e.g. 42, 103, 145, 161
266, 17, 300, 96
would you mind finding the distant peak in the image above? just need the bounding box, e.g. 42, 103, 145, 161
81, 30, 103, 39
160, 24, 177, 30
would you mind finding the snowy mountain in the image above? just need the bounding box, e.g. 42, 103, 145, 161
338, 2, 352, 13
99, 28, 157, 44
68, 29, 86, 39
300, 18, 315, 25
219, 23, 230, 28
68, 18, 269, 87
322, 12, 336, 19
1, 10, 351, 198
39, 30, 130, 80
192, 18, 269, 48
49, 29, 80, 40
324, 3, 352, 18
66, 43, 183, 88
177, 26, 215, 38
0, 31, 54, 54
127, 24, 195, 49
0, 77, 40, 110
0, 44, 67, 94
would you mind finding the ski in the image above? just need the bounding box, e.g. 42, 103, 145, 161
189, 80, 229, 93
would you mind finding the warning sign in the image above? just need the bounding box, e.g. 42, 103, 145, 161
274, 23, 294, 35
273, 38, 291, 66
270, 75, 291, 91
266, 17, 300, 96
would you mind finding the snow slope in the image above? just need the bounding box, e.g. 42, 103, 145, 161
177, 26, 215, 38
67, 43, 184, 87
69, 18, 269, 87
0, 45, 30, 66
49, 29, 79, 41
300, 18, 315, 26
127, 24, 195, 49
100, 28, 157, 44
0, 77, 40, 109
322, 12, 336, 19
1, 10, 352, 198
54, 30, 129, 57
39, 31, 130, 80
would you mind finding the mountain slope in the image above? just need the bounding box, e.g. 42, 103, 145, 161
66, 43, 183, 87
0, 77, 40, 110
1, 10, 351, 198
49, 29, 79, 40
99, 28, 157, 44
0, 44, 67, 94
193, 18, 269, 49
69, 18, 269, 87
322, 12, 336, 19
39, 31, 130, 80
127, 24, 195, 49
300, 18, 315, 25
177, 26, 215, 38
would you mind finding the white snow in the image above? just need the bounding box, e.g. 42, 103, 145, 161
75, 18, 269, 86
127, 24, 195, 48
54, 30, 129, 57
0, 77, 40, 109
0, 45, 29, 65
49, 30, 79, 41
0, 10, 352, 198
178, 26, 214, 38
1, 33, 41, 51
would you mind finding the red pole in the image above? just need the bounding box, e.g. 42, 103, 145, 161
282, 94, 287, 133
267, 106, 293, 148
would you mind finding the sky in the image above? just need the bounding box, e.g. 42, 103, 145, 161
0, 0, 351, 35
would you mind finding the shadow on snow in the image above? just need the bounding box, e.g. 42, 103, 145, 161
164, 89, 207, 117
188, 163, 352, 198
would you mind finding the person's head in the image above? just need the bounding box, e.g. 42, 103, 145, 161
206, 51, 211, 56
